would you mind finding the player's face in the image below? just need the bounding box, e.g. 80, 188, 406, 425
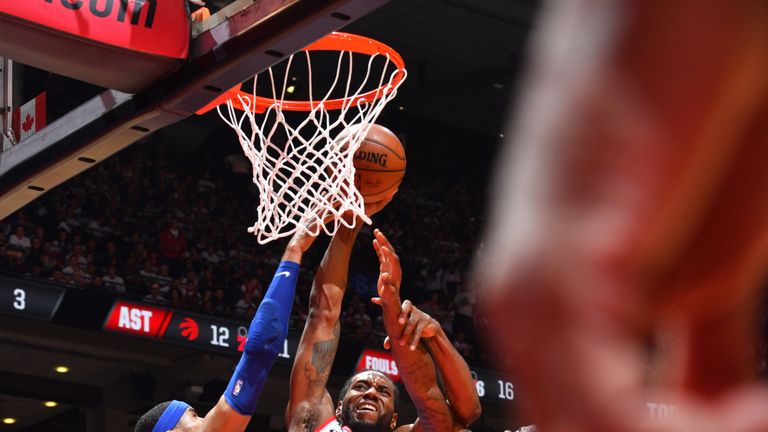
337, 371, 397, 432
173, 407, 204, 431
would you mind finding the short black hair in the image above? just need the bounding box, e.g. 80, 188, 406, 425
134, 401, 172, 432
338, 370, 400, 413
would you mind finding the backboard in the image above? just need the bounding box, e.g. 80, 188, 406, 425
0, 0, 392, 221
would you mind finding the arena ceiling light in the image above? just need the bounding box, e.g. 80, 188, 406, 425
54, 365, 69, 374
2, 418, 16, 424
43, 401, 58, 408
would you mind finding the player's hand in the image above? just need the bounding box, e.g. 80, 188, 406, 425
364, 190, 396, 218
372, 228, 402, 303
283, 224, 320, 262
288, 226, 319, 253
372, 299, 440, 350
340, 190, 397, 226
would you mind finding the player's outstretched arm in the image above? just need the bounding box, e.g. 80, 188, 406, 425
372, 229, 455, 432
200, 231, 317, 432
286, 198, 394, 432
285, 224, 361, 432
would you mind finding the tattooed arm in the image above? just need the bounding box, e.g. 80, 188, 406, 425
372, 229, 455, 432
285, 225, 362, 432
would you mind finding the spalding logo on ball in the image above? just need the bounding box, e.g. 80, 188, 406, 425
338, 123, 406, 203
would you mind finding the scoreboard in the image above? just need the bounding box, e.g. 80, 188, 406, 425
99, 301, 514, 404
0, 279, 514, 405
101, 300, 297, 361
2, 279, 689, 421
0, 277, 65, 321
353, 347, 515, 404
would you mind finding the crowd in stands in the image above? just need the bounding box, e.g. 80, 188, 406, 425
0, 134, 489, 365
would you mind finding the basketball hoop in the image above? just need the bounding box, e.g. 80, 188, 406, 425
200, 32, 406, 244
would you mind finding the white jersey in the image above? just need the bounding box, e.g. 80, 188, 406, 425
315, 417, 351, 432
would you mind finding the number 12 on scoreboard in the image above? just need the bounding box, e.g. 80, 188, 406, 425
210, 324, 230, 347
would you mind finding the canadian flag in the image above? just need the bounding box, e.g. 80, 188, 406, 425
12, 92, 46, 142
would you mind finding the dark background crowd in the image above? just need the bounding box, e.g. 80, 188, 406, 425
0, 117, 494, 368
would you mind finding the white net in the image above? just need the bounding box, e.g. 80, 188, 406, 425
217, 40, 406, 244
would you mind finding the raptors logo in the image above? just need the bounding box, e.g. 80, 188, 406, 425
179, 317, 199, 341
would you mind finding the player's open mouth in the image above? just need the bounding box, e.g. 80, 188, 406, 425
356, 402, 378, 413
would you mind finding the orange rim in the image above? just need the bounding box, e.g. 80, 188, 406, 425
196, 32, 406, 114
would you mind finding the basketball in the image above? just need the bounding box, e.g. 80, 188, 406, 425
348, 124, 406, 203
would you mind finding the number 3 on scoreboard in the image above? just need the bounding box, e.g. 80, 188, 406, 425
13, 288, 25, 310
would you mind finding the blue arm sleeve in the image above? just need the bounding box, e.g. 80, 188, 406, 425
224, 260, 300, 415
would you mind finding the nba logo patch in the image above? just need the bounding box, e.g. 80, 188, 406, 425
233, 379, 243, 396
